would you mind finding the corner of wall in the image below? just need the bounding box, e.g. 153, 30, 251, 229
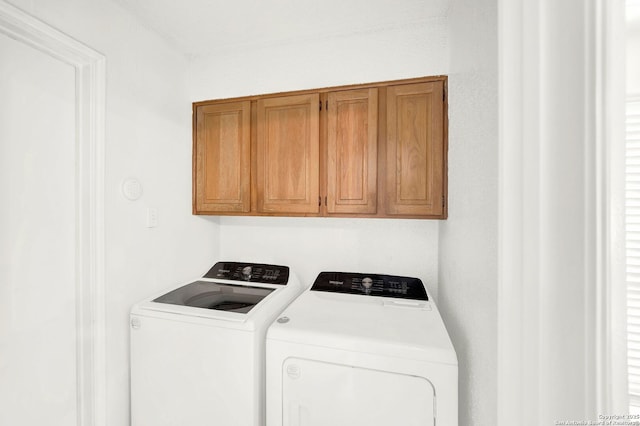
439, 0, 499, 425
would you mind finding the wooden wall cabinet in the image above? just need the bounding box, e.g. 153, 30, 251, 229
385, 81, 445, 217
193, 101, 251, 213
256, 94, 320, 214
193, 76, 447, 219
326, 88, 378, 215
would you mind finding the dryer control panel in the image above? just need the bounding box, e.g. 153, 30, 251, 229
204, 262, 290, 285
311, 272, 428, 300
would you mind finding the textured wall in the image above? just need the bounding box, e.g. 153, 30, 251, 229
188, 16, 448, 100
217, 217, 440, 297
440, 0, 499, 425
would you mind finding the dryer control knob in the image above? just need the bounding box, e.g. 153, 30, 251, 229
362, 277, 373, 289
277, 316, 290, 324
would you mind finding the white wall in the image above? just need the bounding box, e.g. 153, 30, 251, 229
188, 17, 448, 100
440, 0, 498, 425
188, 20, 449, 294
217, 217, 439, 296
4, 1, 220, 425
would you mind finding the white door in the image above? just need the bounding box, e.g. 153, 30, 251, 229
0, 32, 78, 425
282, 358, 435, 426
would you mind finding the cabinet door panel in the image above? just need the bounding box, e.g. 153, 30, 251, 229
257, 94, 320, 214
327, 89, 378, 214
194, 102, 251, 213
386, 82, 445, 216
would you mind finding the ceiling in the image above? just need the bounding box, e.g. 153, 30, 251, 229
111, 0, 450, 57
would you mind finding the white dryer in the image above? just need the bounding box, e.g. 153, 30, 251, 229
130, 261, 303, 426
266, 271, 458, 426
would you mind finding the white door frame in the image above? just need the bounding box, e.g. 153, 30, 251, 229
498, 0, 626, 423
0, 2, 106, 425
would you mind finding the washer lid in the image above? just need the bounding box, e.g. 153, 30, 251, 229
153, 280, 274, 314
132, 261, 304, 327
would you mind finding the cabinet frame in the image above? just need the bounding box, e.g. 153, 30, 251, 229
386, 82, 445, 217
193, 75, 448, 219
193, 101, 251, 214
325, 88, 379, 215
256, 93, 320, 214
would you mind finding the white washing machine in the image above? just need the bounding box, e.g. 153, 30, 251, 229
130, 261, 303, 426
266, 271, 458, 426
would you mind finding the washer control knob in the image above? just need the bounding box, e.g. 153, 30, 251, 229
276, 316, 290, 324
242, 266, 252, 280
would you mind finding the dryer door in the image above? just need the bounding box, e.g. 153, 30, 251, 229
282, 358, 435, 426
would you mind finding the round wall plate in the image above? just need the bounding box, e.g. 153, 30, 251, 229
122, 178, 143, 201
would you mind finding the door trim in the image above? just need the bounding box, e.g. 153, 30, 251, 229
497, 0, 626, 422
0, 2, 107, 425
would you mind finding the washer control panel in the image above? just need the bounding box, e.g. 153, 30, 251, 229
204, 262, 289, 285
311, 271, 428, 300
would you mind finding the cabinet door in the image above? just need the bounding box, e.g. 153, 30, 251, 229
256, 94, 320, 214
193, 102, 251, 214
326, 88, 378, 214
386, 82, 445, 216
